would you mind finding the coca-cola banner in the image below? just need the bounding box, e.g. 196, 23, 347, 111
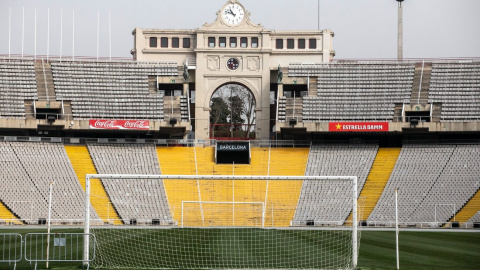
329, 122, 389, 132
89, 120, 150, 130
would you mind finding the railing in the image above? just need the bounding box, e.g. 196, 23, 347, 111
4, 113, 480, 123
210, 124, 256, 140
0, 135, 479, 147
404, 116, 432, 123
0, 233, 22, 268
290, 57, 480, 65
0, 55, 180, 66
186, 57, 197, 68
362, 221, 480, 229
0, 233, 97, 269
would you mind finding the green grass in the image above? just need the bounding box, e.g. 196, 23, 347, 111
1, 228, 479, 269
358, 231, 480, 269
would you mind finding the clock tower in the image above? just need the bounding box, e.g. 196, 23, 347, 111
193, 0, 271, 141
132, 0, 335, 140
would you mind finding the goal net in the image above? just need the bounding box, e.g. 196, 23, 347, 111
181, 201, 265, 228
84, 175, 360, 270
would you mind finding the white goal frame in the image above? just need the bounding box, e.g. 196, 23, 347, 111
83, 174, 358, 268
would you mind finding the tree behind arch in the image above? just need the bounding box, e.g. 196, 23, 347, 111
210, 84, 256, 138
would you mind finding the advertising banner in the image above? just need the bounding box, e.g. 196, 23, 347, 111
329, 122, 389, 132
89, 120, 150, 130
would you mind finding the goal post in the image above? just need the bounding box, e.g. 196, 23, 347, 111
84, 174, 358, 269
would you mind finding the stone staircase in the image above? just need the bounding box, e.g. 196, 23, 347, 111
24, 99, 35, 119
148, 75, 157, 94
285, 97, 303, 122
432, 103, 442, 122
34, 60, 56, 101
393, 103, 403, 122
163, 96, 183, 122
411, 62, 432, 104
308, 77, 318, 96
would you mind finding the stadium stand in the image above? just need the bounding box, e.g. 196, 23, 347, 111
0, 141, 98, 223
288, 62, 415, 122
0, 201, 22, 224
0, 138, 479, 227
469, 212, 480, 223
346, 148, 401, 223
429, 61, 480, 122
157, 147, 309, 227
0, 58, 38, 118
87, 143, 172, 224
293, 145, 378, 225
50, 60, 177, 120
409, 145, 480, 223
454, 188, 480, 224
369, 145, 480, 226
65, 145, 122, 224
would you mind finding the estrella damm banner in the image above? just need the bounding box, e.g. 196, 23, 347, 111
329, 122, 389, 132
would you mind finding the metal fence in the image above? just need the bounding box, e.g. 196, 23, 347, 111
0, 233, 22, 268
0, 233, 95, 269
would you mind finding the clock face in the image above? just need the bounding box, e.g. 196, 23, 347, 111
222, 3, 245, 25
227, 58, 240, 70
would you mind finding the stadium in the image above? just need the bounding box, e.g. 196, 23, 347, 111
1, 0, 480, 269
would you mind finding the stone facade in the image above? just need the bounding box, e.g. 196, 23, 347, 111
132, 0, 334, 140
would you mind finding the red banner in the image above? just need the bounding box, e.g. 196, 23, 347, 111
89, 120, 150, 130
329, 122, 389, 132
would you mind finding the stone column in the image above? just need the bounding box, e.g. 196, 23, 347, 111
183, 82, 189, 96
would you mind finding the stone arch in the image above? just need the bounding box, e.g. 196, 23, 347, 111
208, 79, 258, 139
203, 78, 260, 110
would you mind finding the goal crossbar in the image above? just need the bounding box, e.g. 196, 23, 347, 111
83, 174, 358, 268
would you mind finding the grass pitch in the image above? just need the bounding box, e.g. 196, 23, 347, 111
0, 228, 479, 269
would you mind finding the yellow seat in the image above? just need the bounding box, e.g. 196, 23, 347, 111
65, 145, 122, 224
347, 148, 401, 223
157, 147, 309, 227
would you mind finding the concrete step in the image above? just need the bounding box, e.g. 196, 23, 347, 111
34, 60, 56, 101
411, 62, 432, 104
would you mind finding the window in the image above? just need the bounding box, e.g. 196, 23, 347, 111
287, 39, 294, 49
208, 37, 216, 47
190, 91, 196, 103
240, 37, 248, 48
172, 38, 179, 48
161, 37, 168, 48
149, 37, 157, 48
276, 39, 283, 49
183, 38, 191, 48
251, 37, 258, 48
230, 37, 237, 48
219, 37, 226, 47
270, 91, 276, 105
309, 38, 317, 49
298, 39, 306, 49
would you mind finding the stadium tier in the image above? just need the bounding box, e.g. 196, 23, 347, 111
429, 61, 480, 122
0, 141, 99, 223
368, 144, 480, 226
289, 62, 415, 122
0, 139, 478, 228
87, 143, 172, 225
0, 58, 38, 119
1, 2, 479, 269
1, 57, 480, 140
50, 60, 176, 120
294, 145, 378, 225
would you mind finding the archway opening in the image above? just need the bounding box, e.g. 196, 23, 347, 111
209, 83, 256, 140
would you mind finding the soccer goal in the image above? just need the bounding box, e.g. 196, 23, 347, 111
84, 174, 359, 270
